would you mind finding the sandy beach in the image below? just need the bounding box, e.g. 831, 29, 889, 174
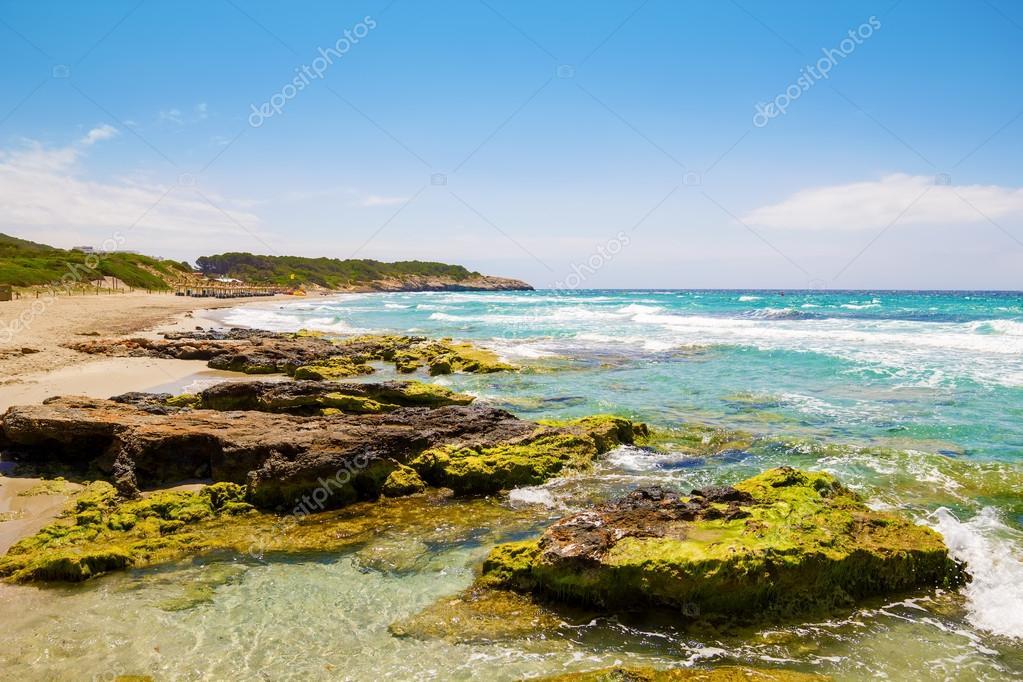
0, 292, 296, 547
0, 291, 295, 409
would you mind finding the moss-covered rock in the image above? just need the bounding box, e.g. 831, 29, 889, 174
381, 464, 427, 497
0, 482, 249, 582
164, 393, 200, 408
190, 379, 474, 415
337, 334, 516, 374
1, 489, 545, 583
293, 356, 373, 380
389, 587, 567, 642
410, 416, 646, 495
481, 467, 967, 624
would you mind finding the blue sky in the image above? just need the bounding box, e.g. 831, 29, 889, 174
1, 0, 1021, 289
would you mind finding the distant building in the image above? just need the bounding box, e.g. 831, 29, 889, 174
72, 246, 95, 253
214, 277, 243, 284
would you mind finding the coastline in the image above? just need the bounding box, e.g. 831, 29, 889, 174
0, 293, 300, 553
0, 291, 296, 408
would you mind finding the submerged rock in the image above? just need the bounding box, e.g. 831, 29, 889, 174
66, 330, 515, 377
481, 467, 967, 624
535, 666, 826, 681
389, 587, 569, 642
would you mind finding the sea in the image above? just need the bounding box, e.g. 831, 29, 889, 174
2, 289, 1022, 680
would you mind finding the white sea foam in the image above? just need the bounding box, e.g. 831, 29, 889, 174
508, 486, 559, 507
738, 295, 761, 302
930, 507, 1023, 640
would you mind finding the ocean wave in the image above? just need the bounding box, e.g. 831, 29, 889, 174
969, 319, 1023, 336
618, 303, 663, 314
218, 308, 368, 334
931, 507, 1023, 640
743, 307, 815, 320
738, 295, 761, 302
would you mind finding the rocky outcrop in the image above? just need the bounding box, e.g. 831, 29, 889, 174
65, 330, 515, 377
0, 384, 643, 509
112, 379, 476, 415
350, 274, 533, 292
481, 467, 967, 624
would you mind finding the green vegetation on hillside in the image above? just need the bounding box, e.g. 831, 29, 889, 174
0, 233, 191, 290
195, 252, 480, 288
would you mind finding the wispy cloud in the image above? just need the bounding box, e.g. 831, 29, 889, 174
158, 102, 209, 126
744, 174, 1023, 230
0, 128, 264, 241
359, 194, 409, 207
158, 108, 184, 125
81, 124, 118, 145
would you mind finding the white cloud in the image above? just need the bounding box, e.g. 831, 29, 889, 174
0, 130, 266, 244
81, 124, 118, 146
744, 174, 1023, 230
359, 194, 408, 207
158, 108, 184, 125
195, 102, 208, 120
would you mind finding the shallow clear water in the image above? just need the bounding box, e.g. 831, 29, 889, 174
2, 289, 1023, 680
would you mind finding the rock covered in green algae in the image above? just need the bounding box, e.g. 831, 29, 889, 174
380, 464, 427, 497
535, 666, 827, 681
0, 488, 549, 583
0, 481, 254, 582
189, 379, 475, 415
410, 415, 647, 495
481, 467, 967, 623
292, 356, 374, 380
389, 587, 569, 642
67, 330, 516, 377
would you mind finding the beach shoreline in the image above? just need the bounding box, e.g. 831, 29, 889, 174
0, 292, 300, 553
0, 292, 297, 409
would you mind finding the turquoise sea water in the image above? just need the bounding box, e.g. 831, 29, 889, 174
2, 289, 1023, 680
222, 289, 1023, 463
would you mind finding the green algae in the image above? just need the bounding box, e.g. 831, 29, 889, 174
1, 487, 548, 583
535, 666, 827, 681
411, 416, 645, 495
336, 334, 516, 375
381, 464, 427, 497
293, 356, 373, 380
389, 587, 568, 642
191, 380, 473, 415
0, 482, 251, 582
637, 422, 754, 455
15, 477, 72, 496
481, 467, 966, 624
155, 562, 248, 611
164, 393, 200, 408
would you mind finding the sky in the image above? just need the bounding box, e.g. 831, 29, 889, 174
0, 0, 1021, 290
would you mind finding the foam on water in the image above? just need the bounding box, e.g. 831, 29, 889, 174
931, 507, 1023, 640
